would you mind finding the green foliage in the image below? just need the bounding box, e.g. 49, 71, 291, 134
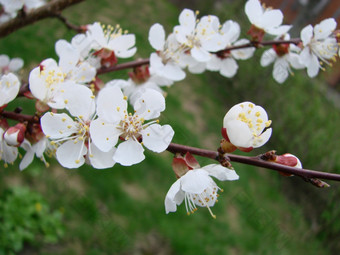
0, 186, 64, 255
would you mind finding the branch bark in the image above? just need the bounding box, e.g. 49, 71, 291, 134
0, 0, 85, 38
167, 143, 340, 183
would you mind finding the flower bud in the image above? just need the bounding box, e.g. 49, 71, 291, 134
172, 152, 200, 178
3, 123, 26, 147
274, 153, 302, 177
275, 153, 302, 168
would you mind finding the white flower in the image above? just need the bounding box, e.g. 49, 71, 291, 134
0, 54, 24, 75
105, 78, 165, 106
300, 18, 338, 78
90, 86, 174, 166
245, 0, 291, 37
84, 22, 136, 67
206, 20, 255, 78
19, 137, 50, 171
29, 47, 95, 110
174, 9, 225, 62
0, 127, 18, 167
0, 72, 20, 107
148, 24, 186, 82
222, 102, 272, 150
41, 85, 116, 169
260, 35, 304, 83
165, 164, 239, 217
55, 39, 96, 84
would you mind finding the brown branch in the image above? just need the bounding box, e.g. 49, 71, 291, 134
0, 0, 85, 38
54, 14, 84, 33
97, 59, 150, 75
97, 39, 302, 75
167, 143, 340, 183
219, 38, 302, 52
1, 111, 40, 123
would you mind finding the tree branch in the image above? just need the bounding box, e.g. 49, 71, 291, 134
0, 110, 40, 123
167, 143, 340, 183
0, 0, 85, 38
96, 39, 302, 75
97, 58, 150, 75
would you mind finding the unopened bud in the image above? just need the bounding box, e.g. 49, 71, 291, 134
276, 153, 302, 168
274, 153, 302, 177
4, 123, 26, 146
172, 152, 200, 178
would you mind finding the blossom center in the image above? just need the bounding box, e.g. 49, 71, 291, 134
118, 113, 144, 141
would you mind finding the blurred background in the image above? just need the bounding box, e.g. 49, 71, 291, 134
0, 0, 339, 254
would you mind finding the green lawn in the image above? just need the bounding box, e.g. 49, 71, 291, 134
0, 0, 339, 254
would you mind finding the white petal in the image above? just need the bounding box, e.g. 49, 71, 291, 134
300, 25, 313, 46
41, 112, 77, 139
201, 34, 225, 52
259, 10, 283, 29
314, 18, 337, 40
225, 120, 252, 148
191, 46, 211, 62
188, 61, 206, 74
8, 58, 24, 72
266, 25, 292, 36
64, 85, 95, 120
260, 49, 276, 67
90, 118, 120, 152
148, 23, 165, 51
142, 124, 174, 153
206, 55, 222, 71
178, 9, 196, 33
163, 63, 186, 81
0, 73, 20, 106
56, 140, 87, 168
113, 139, 145, 166
165, 180, 184, 213
231, 39, 255, 60
220, 58, 238, 78
96, 86, 127, 123
28, 66, 48, 102
181, 169, 211, 194
306, 54, 320, 78
89, 143, 116, 169
72, 61, 96, 83
116, 47, 137, 58
273, 58, 289, 83
19, 140, 34, 171
56, 39, 80, 73
134, 89, 165, 120
202, 164, 239, 181
221, 20, 240, 44
288, 53, 305, 69
253, 128, 272, 148
0, 54, 10, 68
245, 0, 263, 25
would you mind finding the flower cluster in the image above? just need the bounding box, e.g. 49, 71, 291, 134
0, 0, 337, 217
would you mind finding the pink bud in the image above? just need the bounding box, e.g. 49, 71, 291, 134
3, 123, 26, 146
172, 152, 200, 178
275, 153, 302, 177
276, 153, 302, 168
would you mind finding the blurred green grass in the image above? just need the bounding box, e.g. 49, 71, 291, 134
0, 0, 339, 254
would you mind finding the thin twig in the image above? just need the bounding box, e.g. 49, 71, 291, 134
54, 14, 84, 33
0, 111, 40, 123
0, 0, 85, 38
167, 143, 340, 182
97, 59, 150, 75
